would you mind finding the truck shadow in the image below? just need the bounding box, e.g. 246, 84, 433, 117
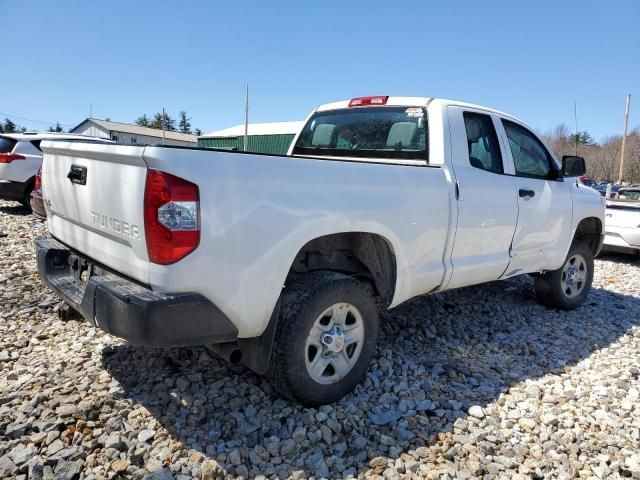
598, 251, 640, 265
102, 276, 640, 478
0, 203, 31, 216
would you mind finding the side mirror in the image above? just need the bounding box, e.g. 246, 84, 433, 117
562, 155, 586, 177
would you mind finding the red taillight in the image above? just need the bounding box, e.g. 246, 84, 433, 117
348, 96, 389, 107
0, 153, 26, 163
144, 169, 200, 265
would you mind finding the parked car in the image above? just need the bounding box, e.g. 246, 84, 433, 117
617, 187, 640, 201
30, 167, 45, 218
0, 132, 110, 210
578, 176, 597, 188
594, 183, 622, 198
36, 96, 604, 405
603, 192, 640, 254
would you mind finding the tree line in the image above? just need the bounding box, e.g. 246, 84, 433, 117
0, 119, 27, 133
540, 124, 640, 184
135, 111, 202, 136
0, 110, 203, 136
0, 118, 65, 133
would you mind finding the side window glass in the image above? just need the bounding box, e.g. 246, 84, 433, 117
463, 112, 503, 174
503, 121, 552, 179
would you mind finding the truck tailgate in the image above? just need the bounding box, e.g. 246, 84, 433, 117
41, 141, 150, 284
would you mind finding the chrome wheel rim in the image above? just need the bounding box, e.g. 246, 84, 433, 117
304, 302, 365, 384
561, 253, 588, 298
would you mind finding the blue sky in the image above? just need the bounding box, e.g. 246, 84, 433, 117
1, 1, 638, 140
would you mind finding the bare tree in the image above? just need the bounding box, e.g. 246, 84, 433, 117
542, 124, 640, 184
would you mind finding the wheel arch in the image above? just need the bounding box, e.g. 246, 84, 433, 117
284, 231, 398, 308
229, 231, 398, 375
573, 216, 603, 255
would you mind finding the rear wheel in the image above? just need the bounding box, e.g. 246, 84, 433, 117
534, 240, 594, 309
268, 271, 378, 406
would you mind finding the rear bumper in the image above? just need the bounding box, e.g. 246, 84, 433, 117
0, 179, 30, 202
35, 237, 238, 347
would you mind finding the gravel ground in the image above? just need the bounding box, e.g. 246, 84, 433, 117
1, 199, 640, 480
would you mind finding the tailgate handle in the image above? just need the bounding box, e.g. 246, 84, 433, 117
67, 165, 87, 185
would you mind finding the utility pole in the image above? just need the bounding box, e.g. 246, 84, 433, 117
574, 102, 578, 156
90, 104, 93, 119
243, 84, 249, 152
162, 107, 166, 146
618, 94, 631, 184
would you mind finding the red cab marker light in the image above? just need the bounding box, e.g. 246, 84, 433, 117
0, 153, 26, 163
348, 96, 389, 107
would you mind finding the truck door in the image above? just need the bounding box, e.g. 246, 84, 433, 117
445, 107, 518, 289
497, 119, 573, 275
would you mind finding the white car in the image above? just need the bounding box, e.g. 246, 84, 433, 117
36, 96, 604, 405
603, 188, 640, 254
0, 132, 109, 208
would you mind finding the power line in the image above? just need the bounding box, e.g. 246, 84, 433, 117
0, 111, 76, 127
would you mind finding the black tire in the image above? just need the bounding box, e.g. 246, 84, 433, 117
268, 271, 379, 406
534, 240, 594, 310
20, 182, 33, 211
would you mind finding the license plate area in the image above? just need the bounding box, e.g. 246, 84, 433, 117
68, 254, 104, 285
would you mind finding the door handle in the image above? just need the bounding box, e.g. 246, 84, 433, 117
519, 189, 535, 198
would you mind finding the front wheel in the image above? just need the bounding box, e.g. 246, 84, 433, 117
534, 240, 594, 310
268, 271, 379, 406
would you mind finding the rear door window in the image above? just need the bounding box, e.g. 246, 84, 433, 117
0, 137, 17, 153
463, 112, 503, 174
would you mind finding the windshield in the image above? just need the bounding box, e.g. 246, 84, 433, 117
619, 190, 640, 201
292, 106, 428, 161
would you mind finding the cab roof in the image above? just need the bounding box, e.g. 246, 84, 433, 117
315, 96, 522, 123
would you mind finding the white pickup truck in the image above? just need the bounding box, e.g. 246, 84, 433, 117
37, 96, 604, 405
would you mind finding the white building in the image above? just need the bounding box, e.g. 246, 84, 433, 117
70, 118, 198, 147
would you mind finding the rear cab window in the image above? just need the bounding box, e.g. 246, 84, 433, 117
0, 137, 18, 153
292, 106, 428, 161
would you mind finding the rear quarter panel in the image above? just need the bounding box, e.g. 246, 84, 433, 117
143, 148, 452, 337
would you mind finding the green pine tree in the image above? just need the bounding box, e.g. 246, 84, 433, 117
135, 114, 151, 127
149, 112, 176, 131
178, 111, 192, 134
568, 131, 595, 147
3, 119, 17, 133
